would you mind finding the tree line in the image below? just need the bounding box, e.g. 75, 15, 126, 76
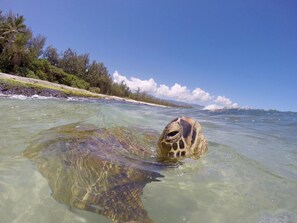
0, 11, 179, 107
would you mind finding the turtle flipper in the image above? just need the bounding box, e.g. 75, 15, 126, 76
78, 182, 154, 223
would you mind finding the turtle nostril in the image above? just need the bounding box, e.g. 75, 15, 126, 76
167, 131, 179, 137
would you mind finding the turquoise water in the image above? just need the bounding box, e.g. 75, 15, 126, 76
0, 96, 296, 223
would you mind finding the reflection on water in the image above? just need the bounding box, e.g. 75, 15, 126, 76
0, 97, 297, 223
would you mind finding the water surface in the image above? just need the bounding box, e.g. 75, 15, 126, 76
0, 97, 296, 223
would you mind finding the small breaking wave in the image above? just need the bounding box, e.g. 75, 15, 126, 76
203, 104, 224, 111
0, 93, 57, 100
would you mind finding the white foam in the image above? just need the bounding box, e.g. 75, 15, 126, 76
31, 94, 55, 100
0, 93, 9, 98
203, 104, 224, 111
10, 94, 28, 100
3, 94, 60, 100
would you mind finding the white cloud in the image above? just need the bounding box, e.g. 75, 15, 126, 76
215, 96, 238, 108
112, 71, 238, 107
155, 84, 170, 96
113, 71, 157, 92
192, 88, 213, 101
156, 83, 192, 100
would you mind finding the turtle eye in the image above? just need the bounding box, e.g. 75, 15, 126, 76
167, 131, 179, 138
165, 130, 180, 143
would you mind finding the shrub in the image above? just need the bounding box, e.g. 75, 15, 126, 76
26, 70, 40, 79
61, 73, 90, 90
89, 87, 101, 94
36, 70, 48, 80
12, 65, 30, 77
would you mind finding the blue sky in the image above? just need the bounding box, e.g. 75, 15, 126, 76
2, 0, 297, 111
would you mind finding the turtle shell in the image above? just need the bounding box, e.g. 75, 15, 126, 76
24, 123, 168, 223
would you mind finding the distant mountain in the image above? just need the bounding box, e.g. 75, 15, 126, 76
139, 92, 204, 108
162, 99, 204, 109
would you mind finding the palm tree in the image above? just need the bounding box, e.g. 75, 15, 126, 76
0, 12, 28, 71
0, 12, 26, 45
0, 11, 5, 46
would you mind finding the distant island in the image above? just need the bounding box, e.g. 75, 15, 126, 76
0, 11, 185, 107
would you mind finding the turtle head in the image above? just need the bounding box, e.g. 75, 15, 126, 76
157, 117, 207, 159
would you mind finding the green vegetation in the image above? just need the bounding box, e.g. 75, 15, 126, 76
0, 11, 180, 107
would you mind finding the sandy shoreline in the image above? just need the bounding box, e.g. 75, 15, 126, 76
0, 72, 167, 107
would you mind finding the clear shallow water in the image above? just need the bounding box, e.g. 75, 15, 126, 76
0, 97, 297, 223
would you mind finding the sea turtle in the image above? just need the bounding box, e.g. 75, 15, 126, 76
24, 116, 207, 223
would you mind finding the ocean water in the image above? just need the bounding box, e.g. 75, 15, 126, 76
0, 96, 296, 223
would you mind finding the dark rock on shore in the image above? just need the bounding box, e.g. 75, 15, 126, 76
0, 83, 67, 98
